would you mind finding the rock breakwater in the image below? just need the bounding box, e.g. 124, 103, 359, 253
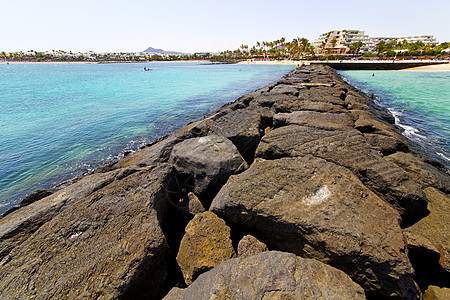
0, 65, 448, 299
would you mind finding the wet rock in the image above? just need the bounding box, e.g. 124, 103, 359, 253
0, 164, 177, 299
20, 189, 53, 206
237, 234, 268, 258
423, 286, 450, 300
387, 152, 450, 193
1, 189, 54, 218
273, 111, 354, 131
256, 125, 427, 224
164, 251, 366, 300
176, 211, 235, 285
210, 156, 417, 298
169, 135, 248, 204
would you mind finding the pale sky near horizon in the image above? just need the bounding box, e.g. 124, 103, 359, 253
1, 0, 449, 53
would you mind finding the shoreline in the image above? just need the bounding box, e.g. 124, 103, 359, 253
0, 64, 448, 298
239, 59, 450, 71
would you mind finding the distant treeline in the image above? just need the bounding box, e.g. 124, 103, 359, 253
2, 39, 449, 62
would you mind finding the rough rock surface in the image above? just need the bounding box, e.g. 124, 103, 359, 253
176, 211, 235, 285
0, 164, 176, 299
273, 111, 354, 131
169, 135, 247, 203
255, 125, 428, 225
387, 152, 450, 193
210, 108, 270, 163
210, 156, 417, 298
404, 187, 450, 272
2, 64, 449, 299
0, 170, 120, 260
164, 251, 366, 300
237, 234, 268, 258
187, 192, 205, 216
423, 286, 450, 300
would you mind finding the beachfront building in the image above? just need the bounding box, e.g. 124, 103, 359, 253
313, 30, 439, 55
313, 30, 371, 55
370, 35, 438, 46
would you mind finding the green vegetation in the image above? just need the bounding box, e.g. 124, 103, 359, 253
372, 40, 450, 58
216, 37, 315, 60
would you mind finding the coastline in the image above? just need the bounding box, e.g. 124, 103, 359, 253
402, 62, 450, 71
0, 65, 448, 299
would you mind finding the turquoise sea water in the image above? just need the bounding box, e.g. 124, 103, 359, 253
339, 70, 449, 169
0, 62, 293, 214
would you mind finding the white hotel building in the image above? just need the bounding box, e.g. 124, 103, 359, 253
313, 30, 438, 55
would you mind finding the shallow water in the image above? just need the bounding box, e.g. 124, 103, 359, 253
0, 62, 293, 213
339, 70, 450, 169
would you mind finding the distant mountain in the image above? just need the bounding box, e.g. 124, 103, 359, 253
143, 47, 186, 55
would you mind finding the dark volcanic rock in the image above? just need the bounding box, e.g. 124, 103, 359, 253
256, 125, 428, 225
176, 211, 235, 285
404, 187, 450, 273
1, 189, 54, 218
210, 156, 417, 298
20, 189, 53, 206
164, 251, 366, 300
387, 152, 450, 193
298, 86, 345, 105
210, 108, 271, 163
0, 164, 176, 299
364, 133, 409, 156
0, 171, 120, 260
267, 83, 301, 96
116, 135, 183, 168
273, 111, 354, 131
169, 135, 248, 204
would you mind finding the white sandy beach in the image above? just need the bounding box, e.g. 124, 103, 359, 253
402, 63, 450, 71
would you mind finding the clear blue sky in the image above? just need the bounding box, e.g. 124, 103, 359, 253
1, 0, 449, 53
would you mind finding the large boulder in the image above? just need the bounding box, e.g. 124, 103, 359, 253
169, 135, 247, 204
176, 211, 235, 285
255, 125, 428, 225
273, 111, 354, 131
0, 164, 177, 299
210, 108, 271, 163
164, 251, 365, 300
387, 152, 450, 193
210, 156, 417, 298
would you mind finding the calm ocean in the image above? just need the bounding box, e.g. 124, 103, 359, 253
0, 62, 293, 214
340, 70, 450, 169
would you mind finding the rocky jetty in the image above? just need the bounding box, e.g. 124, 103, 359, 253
0, 65, 448, 299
